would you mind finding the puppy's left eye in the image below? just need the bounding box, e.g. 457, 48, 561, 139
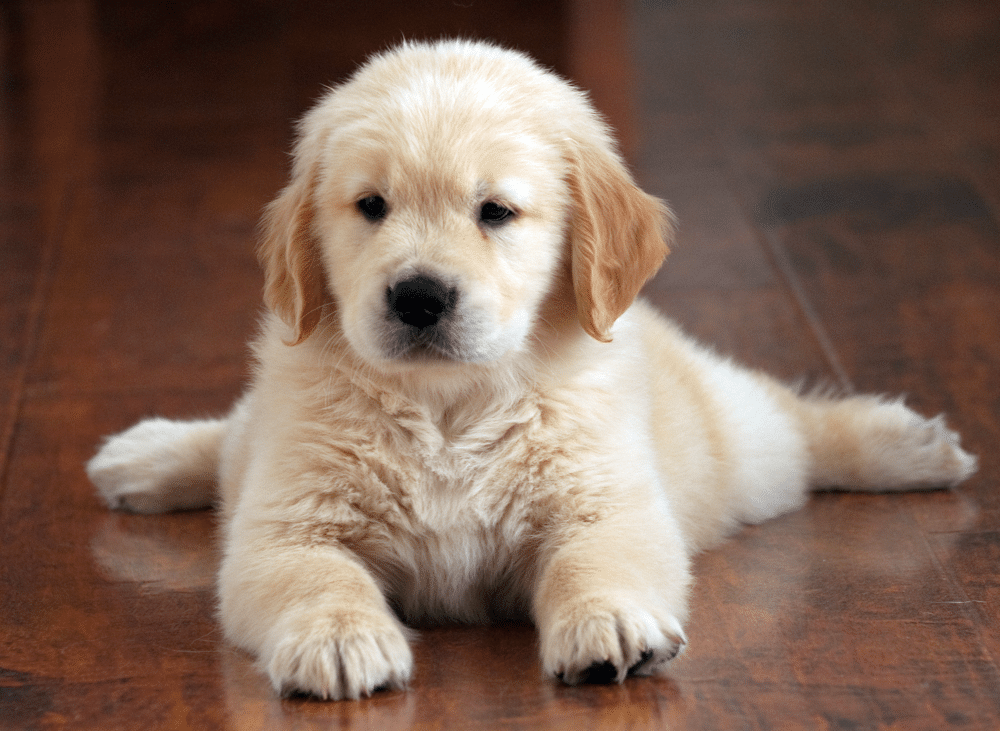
480, 202, 514, 225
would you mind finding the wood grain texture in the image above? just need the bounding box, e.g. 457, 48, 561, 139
1, 0, 998, 728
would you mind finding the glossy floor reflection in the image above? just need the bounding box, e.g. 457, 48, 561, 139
2, 0, 999, 728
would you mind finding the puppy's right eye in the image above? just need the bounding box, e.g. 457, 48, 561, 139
357, 195, 387, 221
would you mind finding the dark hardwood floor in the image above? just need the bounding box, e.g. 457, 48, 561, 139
2, 1, 998, 728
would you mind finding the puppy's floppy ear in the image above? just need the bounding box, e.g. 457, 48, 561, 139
258, 156, 326, 346
566, 139, 675, 342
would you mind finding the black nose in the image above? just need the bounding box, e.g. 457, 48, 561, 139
387, 275, 457, 329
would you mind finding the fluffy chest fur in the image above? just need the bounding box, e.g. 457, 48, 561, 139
232, 322, 633, 623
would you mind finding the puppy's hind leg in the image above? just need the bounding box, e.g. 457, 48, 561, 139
790, 392, 978, 492
87, 416, 227, 513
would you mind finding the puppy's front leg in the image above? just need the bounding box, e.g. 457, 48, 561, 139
534, 506, 691, 684
219, 519, 412, 700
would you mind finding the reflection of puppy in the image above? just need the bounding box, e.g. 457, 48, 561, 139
87, 40, 976, 700
90, 514, 216, 592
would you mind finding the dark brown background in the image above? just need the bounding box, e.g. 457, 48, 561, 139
2, 0, 999, 728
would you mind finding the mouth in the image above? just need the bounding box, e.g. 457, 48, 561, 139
399, 339, 459, 362
379, 322, 465, 363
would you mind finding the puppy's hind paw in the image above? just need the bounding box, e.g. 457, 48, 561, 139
870, 409, 978, 490
920, 415, 978, 487
86, 417, 223, 513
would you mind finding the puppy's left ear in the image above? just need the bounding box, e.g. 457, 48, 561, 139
566, 139, 675, 342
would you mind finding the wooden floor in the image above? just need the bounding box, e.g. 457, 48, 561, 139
2, 0, 999, 728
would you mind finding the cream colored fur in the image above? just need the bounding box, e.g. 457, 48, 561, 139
87, 40, 977, 700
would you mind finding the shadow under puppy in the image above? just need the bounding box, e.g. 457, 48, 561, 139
88, 39, 977, 700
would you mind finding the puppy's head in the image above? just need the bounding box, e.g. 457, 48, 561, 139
259, 40, 673, 371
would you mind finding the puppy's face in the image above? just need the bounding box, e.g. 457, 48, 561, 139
315, 106, 570, 369
260, 41, 673, 375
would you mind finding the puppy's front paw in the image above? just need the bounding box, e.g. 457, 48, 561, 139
264, 604, 413, 700
540, 596, 686, 685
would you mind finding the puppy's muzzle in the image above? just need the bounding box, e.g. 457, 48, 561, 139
387, 275, 457, 330
381, 273, 488, 362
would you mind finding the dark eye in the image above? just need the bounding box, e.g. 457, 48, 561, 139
480, 201, 514, 225
357, 195, 387, 221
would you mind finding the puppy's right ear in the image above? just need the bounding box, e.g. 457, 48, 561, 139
258, 162, 326, 345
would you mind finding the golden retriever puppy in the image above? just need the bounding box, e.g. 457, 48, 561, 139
87, 39, 976, 700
